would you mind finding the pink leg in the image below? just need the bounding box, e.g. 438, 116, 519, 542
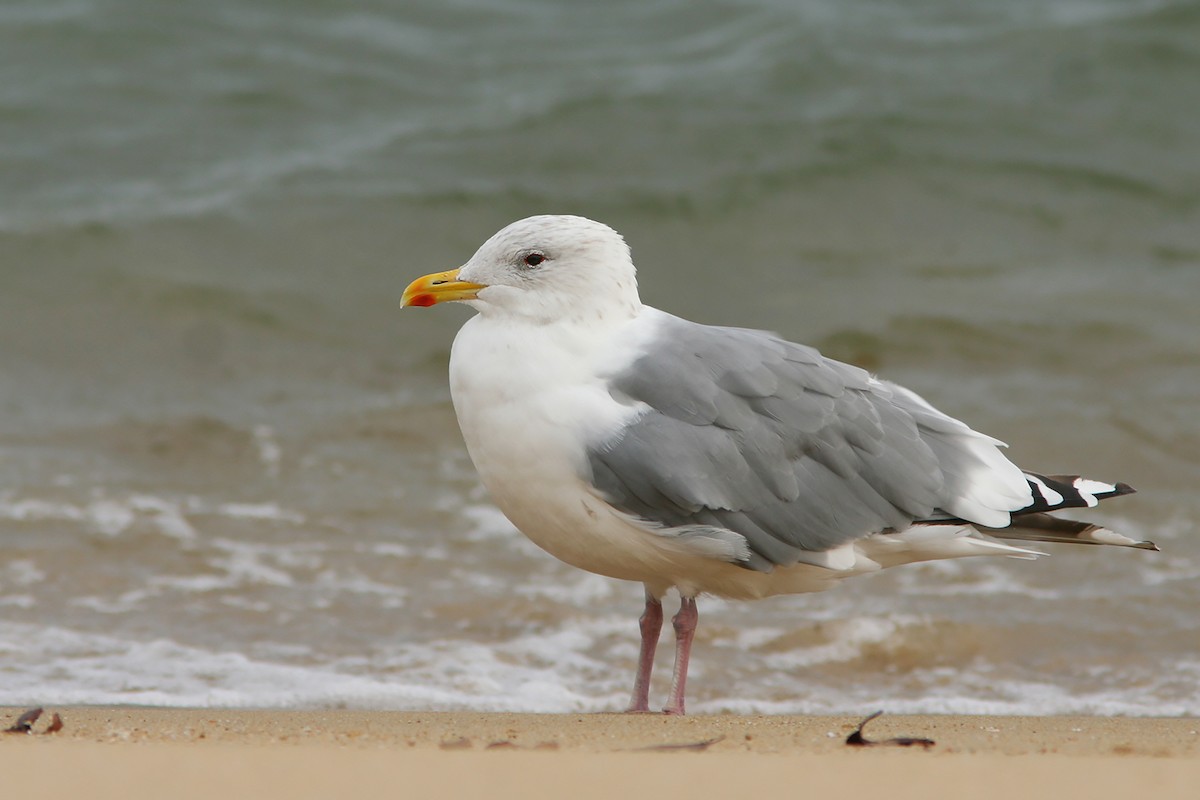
663, 596, 698, 716
625, 590, 663, 713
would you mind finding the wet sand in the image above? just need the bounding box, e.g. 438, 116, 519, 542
2, 708, 1197, 799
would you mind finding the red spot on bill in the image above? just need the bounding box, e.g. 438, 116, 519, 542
408, 294, 437, 307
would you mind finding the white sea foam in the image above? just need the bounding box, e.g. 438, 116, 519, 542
0, 495, 86, 523
312, 568, 408, 604
366, 542, 413, 558
0, 622, 613, 712
2, 559, 46, 586
70, 590, 152, 614
0, 491, 305, 538
208, 539, 297, 587
513, 571, 615, 605
1, 618, 1195, 716
214, 502, 305, 523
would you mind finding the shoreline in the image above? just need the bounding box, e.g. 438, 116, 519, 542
0, 707, 1195, 755
3, 708, 1197, 799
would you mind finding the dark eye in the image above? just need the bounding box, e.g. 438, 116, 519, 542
522, 252, 545, 268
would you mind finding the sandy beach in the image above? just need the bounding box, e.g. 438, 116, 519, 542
2, 708, 1196, 799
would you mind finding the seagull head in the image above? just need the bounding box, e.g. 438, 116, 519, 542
402, 215, 642, 323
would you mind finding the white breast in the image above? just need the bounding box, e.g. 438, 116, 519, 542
448, 313, 679, 582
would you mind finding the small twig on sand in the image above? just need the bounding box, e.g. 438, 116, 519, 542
845, 711, 935, 749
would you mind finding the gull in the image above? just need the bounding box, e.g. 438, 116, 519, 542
401, 214, 1153, 715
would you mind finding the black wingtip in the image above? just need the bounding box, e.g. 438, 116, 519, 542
1032, 474, 1137, 509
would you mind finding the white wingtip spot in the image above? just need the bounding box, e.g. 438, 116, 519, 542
1027, 475, 1064, 507
1073, 478, 1114, 508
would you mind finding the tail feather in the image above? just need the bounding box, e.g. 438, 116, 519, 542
981, 511, 1158, 551
917, 471, 1152, 551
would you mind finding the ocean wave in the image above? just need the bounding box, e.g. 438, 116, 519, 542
2, 613, 1196, 716
5, 0, 1196, 230
0, 622, 613, 712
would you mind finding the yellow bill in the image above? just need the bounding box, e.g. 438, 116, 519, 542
401, 268, 487, 307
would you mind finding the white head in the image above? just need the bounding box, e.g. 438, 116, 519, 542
402, 215, 642, 324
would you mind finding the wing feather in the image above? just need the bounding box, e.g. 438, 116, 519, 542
586, 314, 1031, 570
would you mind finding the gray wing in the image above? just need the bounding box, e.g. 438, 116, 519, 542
587, 315, 1028, 572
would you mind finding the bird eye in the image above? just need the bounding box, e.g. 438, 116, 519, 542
521, 252, 545, 268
